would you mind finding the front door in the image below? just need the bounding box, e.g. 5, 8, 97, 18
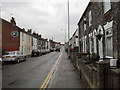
98, 37, 103, 59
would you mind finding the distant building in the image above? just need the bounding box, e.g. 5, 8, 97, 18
32, 33, 38, 50
19, 29, 33, 56
2, 18, 20, 52
70, 29, 79, 52
2, 17, 33, 56
1, 17, 62, 55
49, 39, 53, 49
37, 35, 42, 50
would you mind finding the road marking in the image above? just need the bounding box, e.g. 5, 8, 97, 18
40, 51, 63, 90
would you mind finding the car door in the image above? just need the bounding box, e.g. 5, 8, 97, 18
16, 51, 21, 60
17, 51, 22, 61
19, 51, 24, 60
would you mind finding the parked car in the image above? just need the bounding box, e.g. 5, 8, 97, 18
55, 48, 60, 52
53, 48, 56, 52
31, 49, 41, 57
44, 49, 50, 53
50, 48, 54, 52
40, 49, 46, 55
2, 51, 26, 63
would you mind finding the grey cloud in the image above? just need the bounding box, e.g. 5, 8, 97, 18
1, 0, 90, 43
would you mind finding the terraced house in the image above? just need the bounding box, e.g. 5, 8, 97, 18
78, 1, 120, 60
2, 17, 33, 56
20, 29, 33, 56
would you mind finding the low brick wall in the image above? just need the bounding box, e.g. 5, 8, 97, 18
109, 69, 120, 88
79, 60, 98, 88
70, 52, 120, 88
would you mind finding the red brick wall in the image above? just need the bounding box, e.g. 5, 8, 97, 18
2, 19, 20, 52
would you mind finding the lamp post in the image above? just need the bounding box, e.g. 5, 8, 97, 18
67, 0, 70, 58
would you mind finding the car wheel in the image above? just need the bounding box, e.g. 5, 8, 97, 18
17, 58, 20, 63
24, 57, 26, 61
2, 61, 5, 65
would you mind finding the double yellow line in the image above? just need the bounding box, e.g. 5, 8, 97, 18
40, 51, 63, 90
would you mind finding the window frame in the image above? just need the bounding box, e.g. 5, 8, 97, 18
103, 0, 111, 14
22, 32, 24, 41
105, 27, 113, 58
88, 10, 92, 27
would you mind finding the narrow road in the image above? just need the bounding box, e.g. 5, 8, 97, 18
3, 48, 85, 89
3, 51, 60, 88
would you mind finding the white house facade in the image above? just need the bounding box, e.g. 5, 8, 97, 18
33, 37, 38, 50
20, 31, 33, 56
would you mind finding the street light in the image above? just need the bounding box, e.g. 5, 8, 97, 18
67, 0, 70, 58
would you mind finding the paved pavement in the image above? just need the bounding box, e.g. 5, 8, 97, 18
49, 50, 85, 88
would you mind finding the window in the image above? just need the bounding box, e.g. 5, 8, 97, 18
22, 46, 24, 54
17, 51, 20, 55
5, 51, 15, 55
105, 27, 113, 57
82, 40, 84, 52
22, 33, 24, 41
84, 18, 87, 31
89, 33, 93, 53
103, 0, 111, 14
88, 10, 92, 27
89, 37, 92, 53
84, 38, 87, 52
82, 36, 87, 53
93, 32, 97, 53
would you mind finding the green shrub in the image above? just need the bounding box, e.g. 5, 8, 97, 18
2, 49, 6, 55
91, 53, 100, 63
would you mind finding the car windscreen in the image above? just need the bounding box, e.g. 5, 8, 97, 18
5, 51, 15, 55
32, 50, 38, 52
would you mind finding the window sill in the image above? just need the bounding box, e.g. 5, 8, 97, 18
106, 56, 113, 59
104, 9, 111, 15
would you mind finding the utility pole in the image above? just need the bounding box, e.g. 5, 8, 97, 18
68, 0, 70, 58
0, 7, 2, 57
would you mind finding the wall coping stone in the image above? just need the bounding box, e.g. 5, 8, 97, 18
111, 69, 120, 75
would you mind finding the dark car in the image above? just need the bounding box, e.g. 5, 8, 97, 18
55, 48, 60, 52
31, 49, 41, 57
50, 48, 54, 52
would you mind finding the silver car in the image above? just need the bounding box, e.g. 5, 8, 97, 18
2, 51, 26, 63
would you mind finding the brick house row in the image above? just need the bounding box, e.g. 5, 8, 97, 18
66, 1, 120, 60
1, 17, 61, 56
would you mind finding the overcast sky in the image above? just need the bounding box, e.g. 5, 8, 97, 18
1, 0, 90, 43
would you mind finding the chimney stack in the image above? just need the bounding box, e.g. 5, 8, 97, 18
39, 34, 41, 38
28, 29, 32, 34
10, 17, 16, 25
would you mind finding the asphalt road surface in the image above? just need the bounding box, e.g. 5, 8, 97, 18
3, 51, 61, 89
2, 48, 85, 89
